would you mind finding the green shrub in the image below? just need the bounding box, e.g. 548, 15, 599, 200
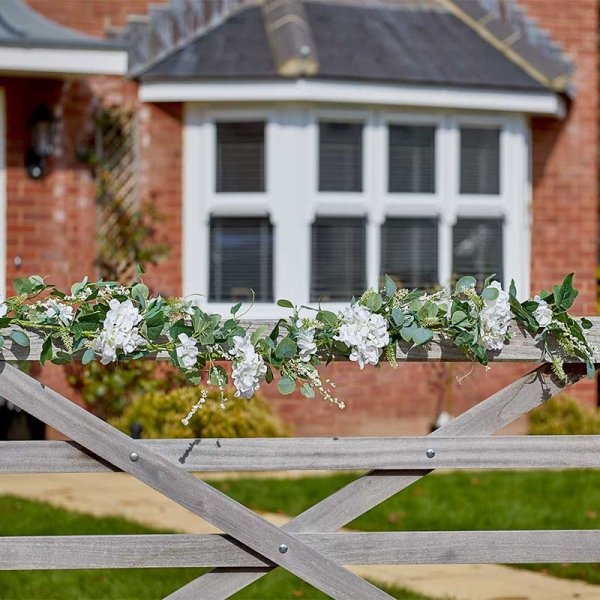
111, 386, 290, 438
66, 361, 188, 420
529, 394, 600, 435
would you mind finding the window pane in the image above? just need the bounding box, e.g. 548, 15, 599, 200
381, 218, 438, 289
319, 122, 363, 192
311, 217, 366, 301
388, 125, 435, 193
452, 218, 503, 285
209, 217, 273, 302
216, 122, 265, 192
460, 127, 500, 195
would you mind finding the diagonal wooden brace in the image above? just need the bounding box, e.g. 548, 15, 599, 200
177, 363, 589, 599
0, 362, 393, 600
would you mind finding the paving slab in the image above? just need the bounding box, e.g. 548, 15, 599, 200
1, 473, 599, 600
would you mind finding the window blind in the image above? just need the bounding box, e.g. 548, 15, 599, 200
311, 217, 366, 301
460, 127, 500, 195
452, 218, 503, 285
381, 218, 439, 289
319, 122, 363, 192
209, 217, 273, 302
216, 122, 265, 193
388, 125, 435, 193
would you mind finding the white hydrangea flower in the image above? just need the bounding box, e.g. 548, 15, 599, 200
44, 300, 74, 325
296, 320, 317, 362
229, 333, 267, 399
0, 293, 7, 318
533, 295, 553, 327
479, 281, 512, 351
176, 333, 199, 369
94, 299, 144, 364
334, 304, 389, 369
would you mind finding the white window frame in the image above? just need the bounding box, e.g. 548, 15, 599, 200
183, 104, 530, 318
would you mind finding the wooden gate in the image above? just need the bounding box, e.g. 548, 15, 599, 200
0, 320, 599, 599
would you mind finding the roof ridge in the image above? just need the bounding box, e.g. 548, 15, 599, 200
109, 0, 259, 76
262, 0, 318, 77
441, 0, 573, 94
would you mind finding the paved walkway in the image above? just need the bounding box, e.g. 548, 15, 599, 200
1, 472, 599, 600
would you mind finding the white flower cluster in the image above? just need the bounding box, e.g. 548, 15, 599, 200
229, 333, 267, 398
176, 333, 199, 369
296, 320, 317, 362
94, 299, 144, 364
44, 300, 74, 326
479, 282, 512, 351
335, 304, 389, 369
533, 295, 553, 327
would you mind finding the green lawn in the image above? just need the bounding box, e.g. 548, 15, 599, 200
210, 469, 600, 585
0, 496, 434, 600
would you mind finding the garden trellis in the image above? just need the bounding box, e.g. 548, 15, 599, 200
0, 320, 599, 600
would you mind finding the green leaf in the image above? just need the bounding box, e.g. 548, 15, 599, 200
70, 276, 88, 297
391, 308, 405, 327
587, 360, 596, 379
251, 326, 268, 346
136, 263, 145, 276
412, 327, 433, 347
400, 324, 417, 343
278, 377, 296, 395
509, 279, 517, 299
0, 335, 4, 350
581, 318, 593, 330
81, 347, 95, 365
364, 293, 383, 312
265, 366, 274, 384
384, 274, 397, 298
277, 299, 294, 309
13, 277, 32, 295
481, 286, 499, 302
300, 383, 316, 398
317, 310, 338, 328
39, 336, 52, 365
275, 337, 297, 360
230, 301, 242, 315
456, 276, 476, 293
132, 283, 149, 307
451, 310, 467, 326
10, 330, 29, 347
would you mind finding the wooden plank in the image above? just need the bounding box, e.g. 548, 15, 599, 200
0, 362, 391, 600
2, 530, 599, 570
0, 318, 598, 362
3, 435, 600, 473
188, 363, 590, 599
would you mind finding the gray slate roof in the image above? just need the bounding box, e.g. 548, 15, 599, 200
0, 0, 123, 50
126, 0, 572, 94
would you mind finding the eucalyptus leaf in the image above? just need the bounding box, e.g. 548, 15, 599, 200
300, 383, 315, 398
278, 377, 295, 395
81, 347, 95, 365
10, 330, 30, 348
456, 276, 476, 292
275, 337, 297, 359
481, 286, 499, 302
412, 327, 433, 347
384, 274, 397, 298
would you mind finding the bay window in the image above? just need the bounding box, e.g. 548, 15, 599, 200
184, 105, 529, 316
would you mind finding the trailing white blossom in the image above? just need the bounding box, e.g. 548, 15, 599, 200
229, 333, 267, 399
176, 333, 199, 369
94, 299, 144, 364
44, 300, 74, 325
296, 320, 317, 362
334, 304, 389, 369
533, 295, 553, 327
479, 281, 512, 351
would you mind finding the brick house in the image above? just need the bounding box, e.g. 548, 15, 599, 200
0, 0, 597, 438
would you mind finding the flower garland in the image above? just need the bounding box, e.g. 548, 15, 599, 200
0, 271, 595, 418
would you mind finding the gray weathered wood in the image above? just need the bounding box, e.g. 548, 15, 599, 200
188, 363, 589, 599
1, 318, 598, 362
0, 363, 392, 600
3, 435, 600, 473
2, 530, 598, 570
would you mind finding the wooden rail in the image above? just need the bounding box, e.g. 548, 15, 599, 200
0, 322, 598, 600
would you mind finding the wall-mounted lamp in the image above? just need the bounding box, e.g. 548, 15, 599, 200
25, 104, 57, 180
